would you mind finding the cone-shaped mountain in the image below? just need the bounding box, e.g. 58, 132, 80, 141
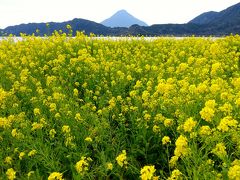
101, 10, 148, 28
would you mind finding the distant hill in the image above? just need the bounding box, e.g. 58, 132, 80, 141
188, 2, 240, 35
3, 18, 113, 36
1, 3, 240, 37
189, 11, 218, 25
101, 10, 148, 28
209, 2, 240, 26
189, 2, 240, 26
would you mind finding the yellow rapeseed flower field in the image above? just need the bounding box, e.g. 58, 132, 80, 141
0, 31, 240, 179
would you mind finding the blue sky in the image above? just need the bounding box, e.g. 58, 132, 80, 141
0, 0, 239, 28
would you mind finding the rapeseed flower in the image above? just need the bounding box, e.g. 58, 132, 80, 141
217, 116, 238, 132
140, 165, 157, 180
28, 150, 37, 157
11, 129, 18, 137
75, 156, 92, 174
106, 163, 113, 170
85, 137, 93, 142
183, 117, 197, 132
142, 90, 150, 102
0, 88, 8, 103
49, 129, 56, 139
219, 103, 233, 115
4, 156, 13, 165
212, 143, 227, 159
116, 150, 128, 167
75, 113, 82, 121
6, 168, 16, 180
48, 172, 63, 180
127, 75, 133, 81
0, 117, 11, 129
82, 82, 87, 88
49, 103, 57, 112
205, 100, 217, 109
200, 107, 215, 122
199, 126, 211, 136
19, 152, 25, 160
162, 136, 171, 145
153, 125, 160, 133
144, 114, 151, 121
31, 122, 44, 131
174, 135, 189, 157
169, 156, 179, 167
164, 119, 173, 127
167, 169, 182, 180
55, 113, 61, 118
108, 97, 116, 109
134, 80, 142, 89
228, 165, 240, 180
62, 125, 70, 134
33, 108, 41, 115
65, 136, 75, 147
73, 88, 78, 96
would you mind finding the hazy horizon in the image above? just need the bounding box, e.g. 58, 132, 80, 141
0, 0, 239, 29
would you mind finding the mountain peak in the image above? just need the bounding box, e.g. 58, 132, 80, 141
101, 10, 148, 28
116, 9, 128, 14
113, 9, 132, 17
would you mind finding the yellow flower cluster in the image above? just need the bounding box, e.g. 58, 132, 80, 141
48, 172, 63, 180
217, 116, 238, 132
106, 162, 113, 170
162, 136, 171, 145
28, 149, 37, 157
174, 135, 189, 157
6, 168, 16, 180
183, 117, 197, 132
5, 156, 13, 165
61, 125, 75, 147
167, 169, 182, 180
199, 125, 212, 136
140, 165, 158, 180
200, 100, 216, 122
212, 143, 227, 159
228, 165, 240, 180
116, 150, 128, 167
75, 156, 92, 174
0, 88, 9, 106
